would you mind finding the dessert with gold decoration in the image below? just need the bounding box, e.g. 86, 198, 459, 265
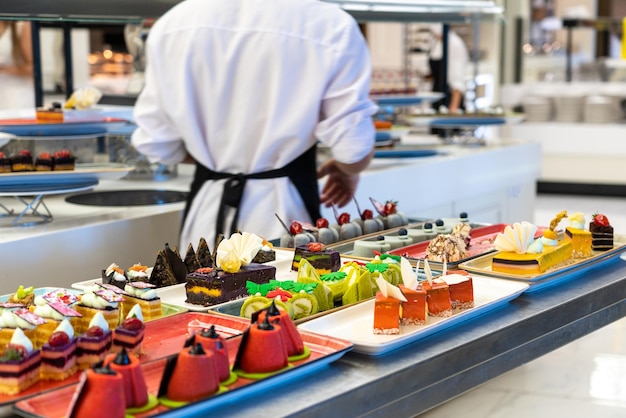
492, 213, 573, 274
185, 232, 276, 307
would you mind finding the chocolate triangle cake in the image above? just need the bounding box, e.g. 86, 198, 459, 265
184, 243, 201, 274
196, 237, 214, 268
149, 243, 188, 287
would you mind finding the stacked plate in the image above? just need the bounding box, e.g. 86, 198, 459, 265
553, 94, 585, 122
522, 96, 553, 122
583, 95, 617, 124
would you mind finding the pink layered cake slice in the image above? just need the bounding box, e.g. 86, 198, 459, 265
0, 328, 41, 395
40, 319, 77, 381
111, 304, 145, 356
76, 312, 113, 370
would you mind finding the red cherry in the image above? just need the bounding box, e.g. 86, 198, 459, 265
362, 209, 373, 220
0, 152, 6, 158
338, 212, 350, 225
49, 331, 70, 347
122, 317, 144, 331
316, 218, 329, 228
86, 326, 105, 337
18, 149, 31, 157
289, 221, 303, 235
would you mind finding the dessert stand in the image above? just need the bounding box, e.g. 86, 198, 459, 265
0, 181, 98, 226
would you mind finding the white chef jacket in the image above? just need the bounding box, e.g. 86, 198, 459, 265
0, 22, 34, 111
131, 0, 378, 249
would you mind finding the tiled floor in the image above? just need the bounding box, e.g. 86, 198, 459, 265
419, 193, 626, 418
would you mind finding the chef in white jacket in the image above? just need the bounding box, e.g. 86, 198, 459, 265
131, 0, 378, 249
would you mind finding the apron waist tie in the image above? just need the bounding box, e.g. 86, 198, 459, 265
183, 144, 320, 242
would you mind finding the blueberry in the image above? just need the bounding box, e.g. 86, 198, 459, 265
435, 219, 444, 227
398, 228, 408, 236
376, 235, 385, 241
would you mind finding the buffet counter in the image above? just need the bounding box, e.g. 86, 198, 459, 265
0, 139, 540, 294
171, 256, 626, 417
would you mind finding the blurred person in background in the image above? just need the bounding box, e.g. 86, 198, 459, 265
0, 21, 34, 110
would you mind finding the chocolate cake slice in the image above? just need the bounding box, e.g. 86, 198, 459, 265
149, 243, 188, 287
183, 243, 201, 274
185, 264, 276, 306
196, 237, 214, 268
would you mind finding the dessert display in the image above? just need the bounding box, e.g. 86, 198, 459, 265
425, 223, 471, 263
565, 212, 593, 258
589, 213, 614, 251
0, 307, 43, 349
65, 365, 127, 418
0, 152, 11, 173
52, 149, 76, 170
120, 281, 162, 320
492, 215, 573, 274
34, 152, 53, 171
444, 271, 474, 310
103, 348, 153, 411
369, 198, 409, 229
373, 276, 406, 335
40, 319, 78, 381
125, 263, 152, 283
398, 258, 427, 325
7, 285, 35, 307
32, 289, 82, 348
352, 197, 385, 235
291, 242, 341, 275
36, 87, 104, 123
76, 312, 112, 370
149, 243, 188, 288
233, 315, 289, 375
158, 342, 222, 403
241, 280, 320, 320
0, 328, 41, 395
10, 150, 34, 172
112, 304, 145, 356
185, 232, 276, 307
73, 287, 121, 335
256, 302, 307, 359
193, 326, 233, 383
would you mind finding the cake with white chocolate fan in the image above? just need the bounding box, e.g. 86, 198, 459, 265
491, 215, 573, 274
185, 232, 276, 306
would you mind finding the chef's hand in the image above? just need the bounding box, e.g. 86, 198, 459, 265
317, 158, 359, 208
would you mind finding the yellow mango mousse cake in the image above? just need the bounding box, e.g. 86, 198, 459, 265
492, 213, 573, 275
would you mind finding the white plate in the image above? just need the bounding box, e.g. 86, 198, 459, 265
297, 275, 529, 356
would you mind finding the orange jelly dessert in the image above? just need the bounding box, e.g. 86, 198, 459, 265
422, 279, 452, 317
373, 292, 401, 335
399, 284, 427, 325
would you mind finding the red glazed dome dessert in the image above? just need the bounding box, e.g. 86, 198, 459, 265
234, 315, 289, 374
103, 348, 149, 409
257, 302, 305, 358
195, 326, 231, 382
66, 366, 127, 418
158, 342, 220, 402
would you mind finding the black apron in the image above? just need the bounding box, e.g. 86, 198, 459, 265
429, 58, 464, 111
183, 144, 321, 240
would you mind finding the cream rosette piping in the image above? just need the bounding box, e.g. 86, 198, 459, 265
494, 222, 538, 254
216, 232, 263, 273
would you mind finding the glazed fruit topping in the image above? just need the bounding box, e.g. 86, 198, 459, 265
196, 267, 213, 274
289, 221, 303, 235
592, 213, 610, 227
1, 344, 26, 361
0, 152, 5, 158
361, 209, 374, 220
122, 317, 143, 331
86, 326, 105, 337
337, 212, 350, 225
316, 218, 329, 228
49, 331, 70, 347
306, 242, 325, 252
17, 149, 31, 157
54, 149, 72, 158
39, 152, 52, 159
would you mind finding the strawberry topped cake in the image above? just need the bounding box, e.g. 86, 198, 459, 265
112, 304, 145, 355
76, 312, 112, 370
0, 328, 41, 394
589, 213, 614, 251
40, 319, 78, 381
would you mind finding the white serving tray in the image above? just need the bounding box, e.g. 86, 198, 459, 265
297, 275, 529, 356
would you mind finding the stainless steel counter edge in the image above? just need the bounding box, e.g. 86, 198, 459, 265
156, 257, 626, 417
